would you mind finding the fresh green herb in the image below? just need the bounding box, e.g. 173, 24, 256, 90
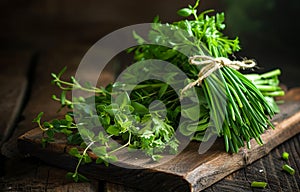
66, 142, 94, 182
129, 0, 283, 152
33, 67, 181, 182
251, 181, 268, 188
244, 69, 283, 113
66, 172, 89, 183
282, 164, 295, 175
282, 152, 289, 160
33, 0, 284, 182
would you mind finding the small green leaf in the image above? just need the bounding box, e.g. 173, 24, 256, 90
107, 155, 118, 162
41, 138, 48, 148
65, 114, 73, 122
93, 146, 107, 156
123, 105, 135, 114
51, 73, 57, 79
216, 12, 225, 30
141, 130, 154, 139
70, 76, 79, 85
152, 154, 163, 161
177, 20, 193, 37
153, 15, 160, 23
72, 173, 79, 182
32, 112, 44, 123
181, 105, 200, 121
115, 92, 130, 108
103, 160, 109, 167
79, 128, 95, 140
97, 131, 109, 144
77, 173, 89, 182
51, 94, 58, 100
131, 101, 149, 115
67, 133, 83, 145
61, 91, 66, 105
66, 172, 75, 180
69, 147, 80, 157
158, 84, 169, 98
46, 129, 55, 138
57, 66, 67, 78
106, 125, 120, 136
51, 119, 61, 129
66, 172, 89, 183
43, 122, 53, 128
60, 128, 73, 135
96, 157, 103, 164
84, 81, 93, 89
99, 115, 110, 126
132, 31, 146, 44
83, 154, 92, 163
179, 121, 194, 136
177, 8, 193, 17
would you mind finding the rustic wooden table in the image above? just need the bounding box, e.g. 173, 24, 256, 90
0, 49, 299, 192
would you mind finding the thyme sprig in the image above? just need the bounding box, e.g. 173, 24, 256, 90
33, 0, 284, 182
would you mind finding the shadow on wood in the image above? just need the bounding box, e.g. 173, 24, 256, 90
17, 88, 300, 192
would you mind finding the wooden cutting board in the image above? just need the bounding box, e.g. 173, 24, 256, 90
18, 89, 300, 192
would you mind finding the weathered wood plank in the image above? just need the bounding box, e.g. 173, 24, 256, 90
104, 133, 300, 192
0, 51, 33, 148
1, 49, 105, 191
17, 88, 300, 192
0, 157, 99, 192
1, 48, 117, 157
105, 182, 142, 192
1, 48, 89, 157
0, 76, 27, 146
204, 133, 300, 192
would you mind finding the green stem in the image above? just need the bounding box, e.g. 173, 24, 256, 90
108, 132, 132, 154
74, 141, 95, 175
59, 125, 78, 129
132, 83, 166, 90
255, 85, 280, 92
282, 164, 295, 175
251, 181, 267, 188
38, 122, 48, 131
252, 79, 279, 86
261, 91, 285, 97
260, 69, 281, 79
53, 78, 106, 95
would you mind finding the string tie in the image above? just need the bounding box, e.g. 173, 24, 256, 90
181, 55, 256, 95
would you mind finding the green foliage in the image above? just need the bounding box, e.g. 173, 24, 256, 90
66, 172, 89, 183
129, 0, 284, 153
33, 0, 284, 183
33, 67, 182, 182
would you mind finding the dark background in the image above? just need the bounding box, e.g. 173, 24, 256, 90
0, 0, 299, 88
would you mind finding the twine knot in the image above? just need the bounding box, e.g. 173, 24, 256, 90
181, 55, 256, 96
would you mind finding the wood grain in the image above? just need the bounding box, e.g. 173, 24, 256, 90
0, 157, 99, 192
99, 133, 300, 192
0, 49, 103, 192
1, 48, 87, 158
17, 89, 300, 192
202, 133, 300, 192
0, 51, 32, 148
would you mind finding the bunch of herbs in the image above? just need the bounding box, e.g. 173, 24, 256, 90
33, 0, 284, 181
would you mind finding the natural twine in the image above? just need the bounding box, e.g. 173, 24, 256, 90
181, 55, 256, 95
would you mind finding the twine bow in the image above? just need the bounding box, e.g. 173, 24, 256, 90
181, 55, 256, 95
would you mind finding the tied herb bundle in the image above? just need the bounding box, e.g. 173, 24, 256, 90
129, 0, 284, 152
33, 0, 284, 182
